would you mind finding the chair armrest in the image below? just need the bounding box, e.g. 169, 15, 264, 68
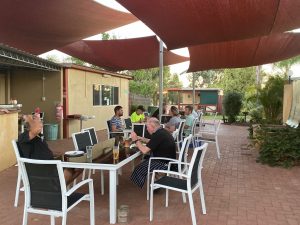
110, 131, 125, 134
167, 161, 190, 171
152, 169, 188, 179
148, 157, 178, 173
66, 179, 93, 196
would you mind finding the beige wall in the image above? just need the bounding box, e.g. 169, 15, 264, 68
0, 112, 18, 171
181, 92, 200, 104
10, 68, 63, 137
0, 73, 5, 103
283, 84, 293, 123
67, 69, 129, 136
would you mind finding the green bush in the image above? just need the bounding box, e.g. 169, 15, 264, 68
222, 92, 243, 123
249, 106, 263, 123
258, 76, 284, 124
256, 126, 300, 168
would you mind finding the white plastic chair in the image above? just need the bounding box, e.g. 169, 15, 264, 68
12, 140, 24, 207
146, 134, 193, 200
150, 143, 208, 225
19, 158, 95, 225
195, 120, 221, 159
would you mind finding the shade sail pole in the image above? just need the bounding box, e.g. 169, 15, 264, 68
159, 39, 164, 120
192, 73, 195, 108
256, 65, 261, 106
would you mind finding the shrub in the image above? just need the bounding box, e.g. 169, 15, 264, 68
256, 126, 300, 168
258, 76, 284, 124
249, 106, 264, 123
222, 92, 243, 123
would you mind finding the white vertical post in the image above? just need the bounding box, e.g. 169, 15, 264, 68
192, 73, 195, 108
256, 66, 260, 106
159, 39, 164, 120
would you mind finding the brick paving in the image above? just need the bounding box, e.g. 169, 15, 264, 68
1, 125, 300, 225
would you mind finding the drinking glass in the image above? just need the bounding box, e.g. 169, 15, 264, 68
113, 144, 119, 161
86, 146, 93, 163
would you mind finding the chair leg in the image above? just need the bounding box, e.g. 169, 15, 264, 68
82, 169, 86, 181
88, 169, 92, 179
92, 169, 96, 175
22, 208, 28, 225
50, 215, 55, 225
149, 185, 154, 221
146, 173, 150, 201
199, 182, 207, 214
165, 189, 169, 207
100, 170, 105, 195
14, 168, 22, 207
215, 136, 220, 159
89, 186, 95, 225
62, 213, 67, 225
187, 192, 197, 225
182, 193, 187, 203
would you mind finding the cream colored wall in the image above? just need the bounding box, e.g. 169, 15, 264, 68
181, 92, 200, 104
67, 69, 129, 136
0, 112, 18, 171
0, 73, 5, 103
283, 84, 293, 123
10, 68, 63, 137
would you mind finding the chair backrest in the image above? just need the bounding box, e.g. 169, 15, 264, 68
177, 120, 186, 143
82, 127, 98, 145
124, 118, 132, 129
19, 158, 66, 211
12, 139, 21, 160
133, 123, 145, 137
187, 143, 208, 189
144, 125, 152, 139
106, 120, 112, 139
214, 120, 221, 134
191, 118, 198, 136
160, 115, 172, 124
178, 134, 193, 167
172, 129, 179, 141
72, 131, 92, 152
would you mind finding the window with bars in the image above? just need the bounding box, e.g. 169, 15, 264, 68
93, 85, 119, 106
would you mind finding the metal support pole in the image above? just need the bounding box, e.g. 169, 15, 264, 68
192, 73, 195, 108
159, 39, 164, 120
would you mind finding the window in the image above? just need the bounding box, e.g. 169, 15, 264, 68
93, 85, 119, 106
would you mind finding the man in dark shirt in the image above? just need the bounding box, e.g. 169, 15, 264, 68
130, 117, 176, 188
18, 115, 81, 185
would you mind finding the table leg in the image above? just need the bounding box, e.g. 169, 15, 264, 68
109, 170, 117, 224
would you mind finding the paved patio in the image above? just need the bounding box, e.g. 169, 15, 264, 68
1, 124, 300, 225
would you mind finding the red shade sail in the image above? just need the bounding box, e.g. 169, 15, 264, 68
117, 0, 300, 50
0, 0, 137, 54
188, 33, 300, 72
59, 36, 189, 71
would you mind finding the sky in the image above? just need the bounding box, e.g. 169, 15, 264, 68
40, 0, 300, 87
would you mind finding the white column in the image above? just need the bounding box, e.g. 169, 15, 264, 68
159, 39, 164, 120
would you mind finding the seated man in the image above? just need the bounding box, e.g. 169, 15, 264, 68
165, 106, 181, 133
130, 105, 145, 123
130, 117, 176, 188
110, 105, 125, 144
184, 105, 194, 135
18, 115, 82, 185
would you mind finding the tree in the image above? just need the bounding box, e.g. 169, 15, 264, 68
223, 92, 243, 123
274, 56, 300, 78
166, 73, 182, 104
101, 32, 117, 40
187, 70, 217, 88
258, 76, 284, 123
129, 66, 182, 105
45, 54, 60, 63
63, 56, 86, 66
213, 67, 256, 95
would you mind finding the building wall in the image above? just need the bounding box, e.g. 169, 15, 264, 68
10, 68, 63, 137
0, 112, 18, 172
0, 73, 5, 103
181, 92, 200, 104
67, 68, 129, 136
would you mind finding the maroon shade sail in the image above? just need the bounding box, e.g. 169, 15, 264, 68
59, 36, 189, 71
117, 0, 300, 50
188, 33, 300, 72
0, 0, 137, 54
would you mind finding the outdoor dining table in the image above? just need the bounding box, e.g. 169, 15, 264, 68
61, 146, 141, 224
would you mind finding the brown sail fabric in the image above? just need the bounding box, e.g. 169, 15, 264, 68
0, 0, 137, 54
117, 0, 300, 49
60, 36, 189, 71
188, 33, 300, 72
